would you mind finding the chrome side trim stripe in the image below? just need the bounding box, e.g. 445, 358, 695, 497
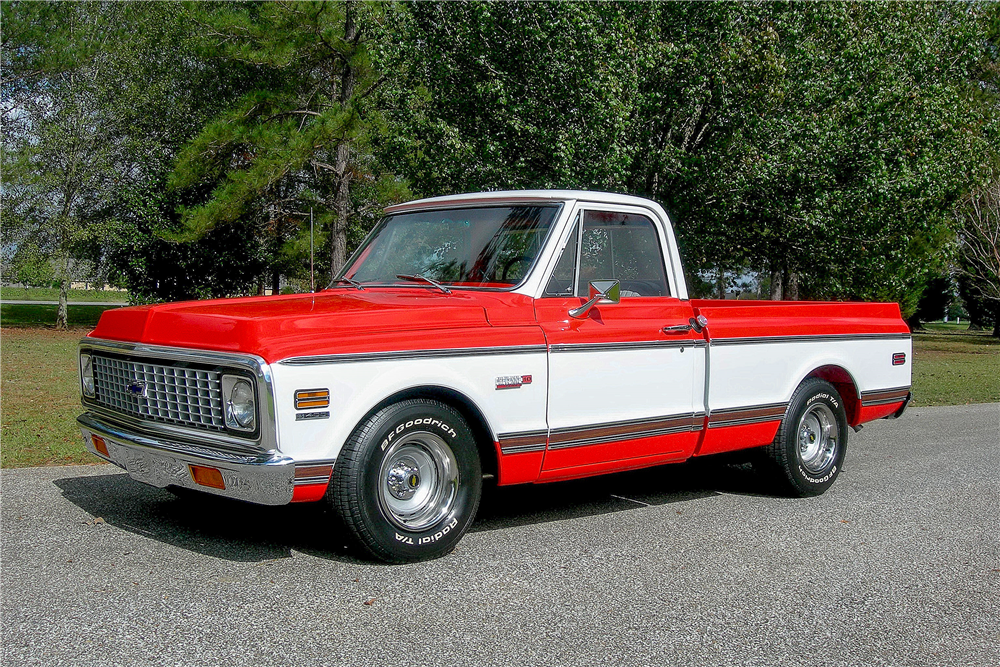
278, 332, 906, 364
498, 430, 548, 455
710, 333, 911, 347
707, 402, 788, 429
550, 340, 706, 354
499, 401, 794, 455
280, 345, 547, 366
860, 386, 912, 407
295, 475, 332, 486
548, 413, 704, 451
293, 460, 335, 486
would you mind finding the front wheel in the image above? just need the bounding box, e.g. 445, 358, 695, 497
759, 378, 848, 496
329, 399, 482, 562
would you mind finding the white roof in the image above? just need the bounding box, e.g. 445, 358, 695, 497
384, 190, 660, 214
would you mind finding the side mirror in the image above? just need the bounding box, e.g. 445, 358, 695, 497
569, 280, 621, 319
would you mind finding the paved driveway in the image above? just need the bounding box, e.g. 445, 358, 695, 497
2, 404, 998, 667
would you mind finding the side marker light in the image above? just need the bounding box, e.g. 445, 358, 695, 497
91, 435, 109, 458
189, 465, 226, 490
295, 389, 330, 410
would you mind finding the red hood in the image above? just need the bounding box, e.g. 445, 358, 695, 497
88, 289, 540, 363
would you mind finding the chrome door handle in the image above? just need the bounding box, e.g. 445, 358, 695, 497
662, 315, 708, 335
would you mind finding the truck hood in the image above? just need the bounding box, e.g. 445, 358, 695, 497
88, 289, 539, 363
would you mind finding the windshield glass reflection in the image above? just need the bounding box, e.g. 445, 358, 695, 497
341, 205, 559, 289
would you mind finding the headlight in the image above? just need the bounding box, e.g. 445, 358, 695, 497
80, 353, 95, 398
222, 375, 256, 431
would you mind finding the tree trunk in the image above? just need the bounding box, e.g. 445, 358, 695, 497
716, 268, 726, 299
271, 270, 280, 296
770, 269, 783, 301
993, 302, 1000, 338
330, 2, 357, 279
786, 271, 799, 301
55, 277, 70, 329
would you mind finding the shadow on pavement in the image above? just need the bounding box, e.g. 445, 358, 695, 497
53, 473, 357, 563
53, 455, 774, 563
474, 456, 773, 532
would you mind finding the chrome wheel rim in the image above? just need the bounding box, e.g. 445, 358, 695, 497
378, 431, 459, 531
797, 403, 839, 474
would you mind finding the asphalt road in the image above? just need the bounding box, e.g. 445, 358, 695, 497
2, 404, 998, 667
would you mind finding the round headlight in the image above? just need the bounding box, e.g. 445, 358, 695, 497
228, 379, 255, 429
80, 354, 95, 398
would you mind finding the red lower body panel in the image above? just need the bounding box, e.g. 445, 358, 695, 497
490, 397, 908, 489
537, 449, 692, 483
694, 421, 782, 457
496, 447, 545, 486
291, 483, 329, 503
290, 463, 334, 502
536, 432, 698, 483
857, 401, 906, 423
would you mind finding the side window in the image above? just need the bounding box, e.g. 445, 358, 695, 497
544, 215, 580, 296
577, 211, 670, 297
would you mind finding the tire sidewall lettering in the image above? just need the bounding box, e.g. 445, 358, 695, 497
380, 417, 458, 452
791, 386, 847, 491
806, 392, 839, 410
415, 517, 458, 545
799, 463, 837, 485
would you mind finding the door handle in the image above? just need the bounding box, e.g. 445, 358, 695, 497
662, 315, 708, 335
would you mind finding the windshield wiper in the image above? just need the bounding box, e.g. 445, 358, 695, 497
328, 277, 365, 290
395, 274, 452, 294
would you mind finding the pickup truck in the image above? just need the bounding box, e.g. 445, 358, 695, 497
78, 190, 912, 562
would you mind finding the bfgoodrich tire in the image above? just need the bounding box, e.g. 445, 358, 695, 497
761, 378, 849, 497
329, 399, 482, 562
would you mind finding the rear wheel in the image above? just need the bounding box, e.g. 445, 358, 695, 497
760, 378, 848, 496
329, 399, 482, 562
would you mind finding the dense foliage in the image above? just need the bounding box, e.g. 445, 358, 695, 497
2, 1, 997, 329
398, 2, 997, 311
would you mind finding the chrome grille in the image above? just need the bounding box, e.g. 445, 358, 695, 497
91, 355, 225, 432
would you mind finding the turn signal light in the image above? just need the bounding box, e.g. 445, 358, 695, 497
189, 465, 226, 490
91, 435, 109, 457
295, 388, 330, 410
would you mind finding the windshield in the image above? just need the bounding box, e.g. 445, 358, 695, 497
340, 205, 560, 289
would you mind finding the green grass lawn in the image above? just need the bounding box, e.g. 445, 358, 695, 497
0, 303, 124, 328
910, 325, 1000, 406
1, 324, 997, 468
0, 286, 130, 302
1, 327, 97, 467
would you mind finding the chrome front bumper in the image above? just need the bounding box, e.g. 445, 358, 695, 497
78, 413, 295, 505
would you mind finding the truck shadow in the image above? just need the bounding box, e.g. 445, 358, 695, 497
53, 472, 348, 563
473, 457, 769, 532
53, 456, 773, 564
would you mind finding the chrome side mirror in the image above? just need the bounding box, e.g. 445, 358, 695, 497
569, 280, 621, 319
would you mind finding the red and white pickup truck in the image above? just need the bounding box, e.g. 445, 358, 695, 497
78, 190, 911, 561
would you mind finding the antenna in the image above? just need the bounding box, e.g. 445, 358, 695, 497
310, 207, 315, 293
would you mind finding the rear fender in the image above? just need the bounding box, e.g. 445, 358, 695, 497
807, 365, 861, 426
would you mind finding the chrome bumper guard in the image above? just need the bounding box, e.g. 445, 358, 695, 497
78, 413, 295, 505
